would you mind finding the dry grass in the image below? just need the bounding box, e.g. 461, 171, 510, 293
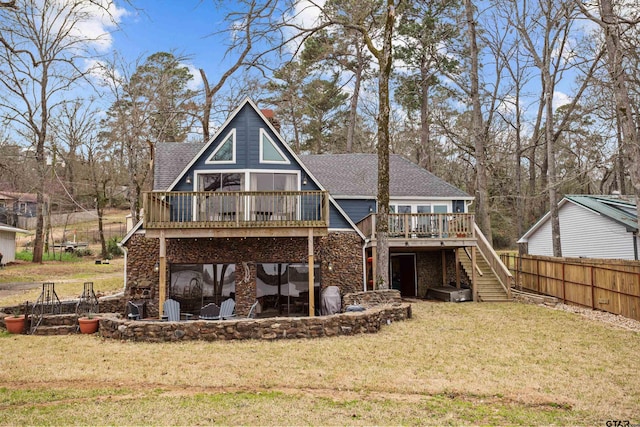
1, 301, 639, 425
0, 258, 125, 306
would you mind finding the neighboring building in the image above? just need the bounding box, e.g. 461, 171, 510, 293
122, 98, 509, 319
518, 194, 639, 260
0, 191, 38, 226
0, 223, 30, 265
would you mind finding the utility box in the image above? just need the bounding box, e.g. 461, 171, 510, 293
427, 286, 472, 302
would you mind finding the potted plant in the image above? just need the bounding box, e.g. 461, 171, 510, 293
78, 313, 100, 334
4, 309, 26, 334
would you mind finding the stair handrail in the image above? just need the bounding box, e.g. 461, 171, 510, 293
473, 224, 513, 299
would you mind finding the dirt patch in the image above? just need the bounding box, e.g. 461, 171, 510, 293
0, 281, 44, 299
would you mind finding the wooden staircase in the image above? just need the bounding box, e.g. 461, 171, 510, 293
459, 252, 510, 302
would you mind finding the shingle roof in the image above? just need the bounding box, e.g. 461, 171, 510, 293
153, 142, 204, 190
154, 147, 471, 200
300, 153, 472, 199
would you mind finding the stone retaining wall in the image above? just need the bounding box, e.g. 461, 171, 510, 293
343, 289, 403, 307
98, 303, 411, 342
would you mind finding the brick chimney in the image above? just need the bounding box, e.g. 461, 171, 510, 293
261, 109, 281, 133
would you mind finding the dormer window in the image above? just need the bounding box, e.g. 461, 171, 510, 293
260, 129, 289, 164
206, 129, 236, 164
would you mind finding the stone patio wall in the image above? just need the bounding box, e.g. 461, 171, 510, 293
98, 303, 411, 342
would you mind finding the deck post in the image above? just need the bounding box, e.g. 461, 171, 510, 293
371, 245, 377, 290
471, 246, 478, 301
308, 228, 315, 317
455, 248, 461, 289
159, 231, 166, 318
441, 249, 447, 286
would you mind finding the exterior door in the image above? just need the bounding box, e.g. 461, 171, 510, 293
390, 254, 416, 297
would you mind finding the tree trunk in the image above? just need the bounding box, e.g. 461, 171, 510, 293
598, 0, 640, 234
346, 39, 364, 153
420, 58, 432, 171
465, 0, 493, 244
370, 1, 396, 290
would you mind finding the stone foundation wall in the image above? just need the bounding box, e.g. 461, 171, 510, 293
343, 289, 403, 307
415, 250, 471, 297
98, 303, 411, 342
124, 231, 363, 316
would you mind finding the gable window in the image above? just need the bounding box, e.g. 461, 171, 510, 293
206, 129, 236, 164
260, 129, 289, 164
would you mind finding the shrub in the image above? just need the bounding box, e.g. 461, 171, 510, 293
107, 237, 123, 258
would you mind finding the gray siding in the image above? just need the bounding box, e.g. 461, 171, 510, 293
334, 198, 376, 224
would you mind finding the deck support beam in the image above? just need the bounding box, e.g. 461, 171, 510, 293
308, 228, 315, 317
472, 246, 478, 301
159, 231, 166, 318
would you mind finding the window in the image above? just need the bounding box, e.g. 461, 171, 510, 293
197, 173, 244, 221
169, 263, 236, 314
250, 172, 297, 220
206, 129, 235, 164
199, 173, 243, 192
256, 263, 319, 317
260, 129, 289, 164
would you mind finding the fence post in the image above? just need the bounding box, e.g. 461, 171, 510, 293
561, 262, 566, 304
536, 258, 540, 293
591, 265, 595, 309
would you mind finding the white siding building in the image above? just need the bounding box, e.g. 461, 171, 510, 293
0, 224, 30, 265
519, 195, 639, 260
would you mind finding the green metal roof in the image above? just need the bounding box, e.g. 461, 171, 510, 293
564, 195, 638, 231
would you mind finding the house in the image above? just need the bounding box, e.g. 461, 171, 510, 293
0, 223, 30, 265
0, 191, 37, 226
301, 153, 474, 297
518, 194, 639, 260
121, 98, 510, 319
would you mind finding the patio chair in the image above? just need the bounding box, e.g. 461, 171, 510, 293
247, 300, 259, 318
127, 301, 141, 320
163, 299, 180, 321
219, 298, 236, 320
199, 303, 221, 320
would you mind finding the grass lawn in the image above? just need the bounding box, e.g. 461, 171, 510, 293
1, 300, 638, 425
0, 258, 125, 306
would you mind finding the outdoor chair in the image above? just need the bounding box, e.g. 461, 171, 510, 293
127, 301, 141, 320
199, 303, 221, 320
163, 299, 180, 321
247, 300, 259, 318
219, 298, 236, 320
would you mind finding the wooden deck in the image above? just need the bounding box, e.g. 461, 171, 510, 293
142, 190, 329, 238
358, 213, 477, 248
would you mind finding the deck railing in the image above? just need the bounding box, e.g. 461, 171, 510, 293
143, 190, 329, 229
358, 213, 476, 240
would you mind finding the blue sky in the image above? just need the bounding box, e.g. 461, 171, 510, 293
111, 1, 234, 88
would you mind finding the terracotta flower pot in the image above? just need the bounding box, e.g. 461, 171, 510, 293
4, 315, 26, 334
78, 317, 99, 334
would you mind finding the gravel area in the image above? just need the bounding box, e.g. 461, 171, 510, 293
513, 289, 640, 332
549, 302, 640, 332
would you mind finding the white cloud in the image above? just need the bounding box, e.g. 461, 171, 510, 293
553, 91, 572, 110
63, 0, 129, 52
182, 62, 203, 91
290, 0, 325, 29
84, 58, 122, 89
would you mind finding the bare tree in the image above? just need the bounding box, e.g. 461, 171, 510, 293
0, 0, 119, 263
577, 0, 640, 225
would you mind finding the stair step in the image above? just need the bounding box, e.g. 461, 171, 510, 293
31, 325, 77, 335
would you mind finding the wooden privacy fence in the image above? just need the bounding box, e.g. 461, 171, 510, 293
500, 254, 640, 322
